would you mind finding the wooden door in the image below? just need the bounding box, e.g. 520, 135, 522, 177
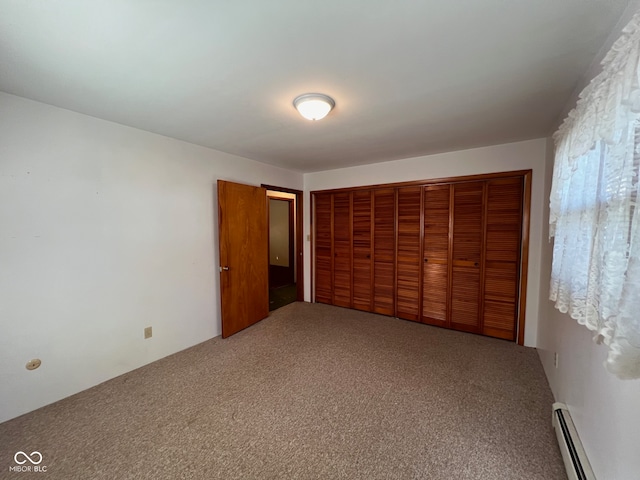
314, 193, 333, 304
352, 190, 373, 311
373, 188, 396, 316
483, 178, 523, 340
332, 193, 352, 307
396, 186, 422, 321
422, 184, 451, 327
218, 180, 269, 338
450, 182, 485, 334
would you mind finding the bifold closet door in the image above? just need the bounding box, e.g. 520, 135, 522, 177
373, 188, 396, 316
422, 184, 451, 327
396, 187, 422, 321
313, 173, 525, 342
352, 190, 373, 311
483, 178, 523, 340
314, 193, 332, 304
332, 193, 352, 307
450, 182, 484, 334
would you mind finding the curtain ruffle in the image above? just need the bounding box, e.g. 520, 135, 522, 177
553, 14, 640, 158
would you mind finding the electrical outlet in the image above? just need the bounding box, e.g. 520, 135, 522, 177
554, 352, 559, 368
26, 359, 41, 370
144, 326, 152, 339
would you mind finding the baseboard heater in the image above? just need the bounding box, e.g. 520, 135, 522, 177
552, 402, 596, 480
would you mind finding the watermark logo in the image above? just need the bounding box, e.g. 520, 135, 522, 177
14, 451, 42, 465
9, 451, 47, 473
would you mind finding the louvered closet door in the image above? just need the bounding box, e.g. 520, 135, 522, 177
314, 193, 332, 304
373, 188, 396, 316
352, 190, 373, 311
332, 192, 352, 307
450, 182, 484, 333
396, 187, 422, 321
483, 178, 523, 340
422, 184, 451, 327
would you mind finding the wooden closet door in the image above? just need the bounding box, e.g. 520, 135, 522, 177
314, 193, 333, 304
422, 184, 451, 327
373, 188, 396, 316
483, 178, 523, 340
450, 182, 484, 333
396, 187, 422, 321
352, 190, 373, 311
332, 192, 352, 307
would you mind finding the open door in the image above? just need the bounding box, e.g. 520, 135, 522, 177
218, 180, 269, 338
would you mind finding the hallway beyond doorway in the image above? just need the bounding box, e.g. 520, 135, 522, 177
269, 284, 297, 311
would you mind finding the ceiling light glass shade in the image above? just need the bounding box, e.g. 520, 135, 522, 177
293, 93, 335, 121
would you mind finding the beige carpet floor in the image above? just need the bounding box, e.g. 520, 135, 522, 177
1, 302, 566, 480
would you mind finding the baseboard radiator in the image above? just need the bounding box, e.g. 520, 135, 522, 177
552, 403, 596, 480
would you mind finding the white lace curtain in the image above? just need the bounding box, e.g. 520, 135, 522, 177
551, 13, 640, 379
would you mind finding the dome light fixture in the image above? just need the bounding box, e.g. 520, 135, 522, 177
293, 93, 335, 121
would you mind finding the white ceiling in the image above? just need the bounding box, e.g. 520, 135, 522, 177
0, 1, 632, 172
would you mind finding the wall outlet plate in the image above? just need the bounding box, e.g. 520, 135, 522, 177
144, 326, 152, 339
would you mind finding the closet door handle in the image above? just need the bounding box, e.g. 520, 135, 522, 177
424, 258, 428, 262
474, 262, 479, 267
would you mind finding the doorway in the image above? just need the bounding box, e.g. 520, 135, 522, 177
264, 185, 304, 310
269, 197, 294, 282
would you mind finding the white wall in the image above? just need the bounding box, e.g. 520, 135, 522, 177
0, 92, 302, 423
537, 138, 640, 480
303, 138, 548, 347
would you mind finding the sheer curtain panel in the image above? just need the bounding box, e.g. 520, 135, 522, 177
551, 13, 640, 379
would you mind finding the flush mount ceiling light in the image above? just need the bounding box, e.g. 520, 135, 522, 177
293, 93, 335, 121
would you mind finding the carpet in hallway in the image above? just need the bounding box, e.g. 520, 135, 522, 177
269, 283, 297, 311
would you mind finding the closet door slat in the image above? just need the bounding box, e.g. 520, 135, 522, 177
422, 184, 451, 326
396, 187, 422, 321
352, 190, 373, 311
314, 193, 333, 304
373, 188, 396, 316
450, 182, 484, 333
332, 192, 353, 307
483, 177, 523, 340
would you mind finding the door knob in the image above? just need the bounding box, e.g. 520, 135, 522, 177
220, 266, 230, 272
